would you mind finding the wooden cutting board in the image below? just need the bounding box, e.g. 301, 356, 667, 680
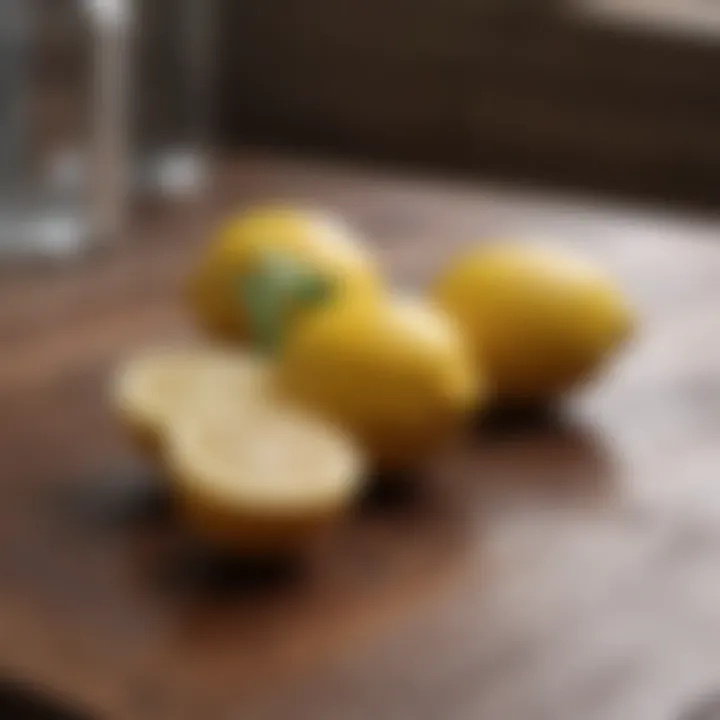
1, 153, 720, 720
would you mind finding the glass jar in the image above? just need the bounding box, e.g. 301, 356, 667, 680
0, 0, 131, 262
132, 0, 214, 202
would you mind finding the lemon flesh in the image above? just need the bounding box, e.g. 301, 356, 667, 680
112, 347, 269, 454
165, 405, 364, 552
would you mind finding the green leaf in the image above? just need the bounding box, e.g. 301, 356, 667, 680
294, 272, 335, 306
239, 272, 284, 354
239, 250, 337, 354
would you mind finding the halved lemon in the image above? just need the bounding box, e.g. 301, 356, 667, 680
112, 347, 269, 456
164, 404, 365, 553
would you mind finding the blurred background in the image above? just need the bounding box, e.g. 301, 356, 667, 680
218, 0, 720, 208
0, 0, 718, 265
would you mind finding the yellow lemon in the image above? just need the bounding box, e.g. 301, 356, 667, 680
432, 244, 635, 403
164, 403, 365, 554
277, 295, 480, 469
188, 204, 381, 343
112, 347, 269, 456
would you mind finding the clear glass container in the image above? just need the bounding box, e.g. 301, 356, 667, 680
0, 0, 130, 263
0, 0, 213, 264
132, 0, 214, 201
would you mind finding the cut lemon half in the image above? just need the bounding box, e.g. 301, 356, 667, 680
164, 404, 365, 553
112, 347, 269, 455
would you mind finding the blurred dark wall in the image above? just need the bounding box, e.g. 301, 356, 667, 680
217, 0, 720, 208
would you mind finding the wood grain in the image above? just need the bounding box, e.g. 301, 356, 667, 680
1, 154, 720, 719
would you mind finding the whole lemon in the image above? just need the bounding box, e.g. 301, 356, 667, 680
277, 295, 481, 469
432, 244, 634, 404
188, 205, 381, 343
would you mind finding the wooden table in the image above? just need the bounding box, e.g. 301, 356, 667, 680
1, 153, 720, 720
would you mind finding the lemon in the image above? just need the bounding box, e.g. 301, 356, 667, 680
112, 347, 269, 456
277, 295, 480, 469
165, 403, 365, 553
432, 244, 635, 403
188, 204, 381, 343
